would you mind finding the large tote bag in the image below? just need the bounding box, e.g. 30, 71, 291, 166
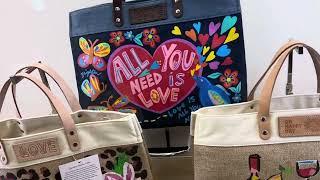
69, 0, 247, 154
192, 41, 320, 179
0, 70, 152, 180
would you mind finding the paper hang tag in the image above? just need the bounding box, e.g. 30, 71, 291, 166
59, 154, 103, 180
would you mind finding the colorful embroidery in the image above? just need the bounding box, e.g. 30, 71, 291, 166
296, 160, 319, 179
109, 31, 125, 47
219, 69, 239, 88
77, 37, 110, 71
124, 31, 143, 46
142, 28, 160, 48
81, 74, 106, 101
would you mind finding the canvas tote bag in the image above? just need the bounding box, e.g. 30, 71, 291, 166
0, 72, 152, 180
192, 41, 320, 179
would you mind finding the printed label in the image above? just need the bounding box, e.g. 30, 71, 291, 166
279, 115, 320, 137
13, 138, 61, 162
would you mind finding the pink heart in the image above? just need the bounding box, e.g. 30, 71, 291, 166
209, 61, 220, 70
107, 39, 200, 113
221, 57, 233, 66
198, 34, 209, 46
209, 22, 221, 36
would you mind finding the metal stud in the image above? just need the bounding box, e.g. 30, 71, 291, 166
1, 157, 5, 162
175, 9, 181, 14
262, 130, 269, 136
115, 6, 121, 11
116, 18, 121, 23
261, 116, 267, 122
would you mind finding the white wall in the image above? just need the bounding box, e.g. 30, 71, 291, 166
0, 0, 319, 117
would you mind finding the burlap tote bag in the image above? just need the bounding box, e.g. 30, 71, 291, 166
192, 41, 320, 179
0, 70, 152, 180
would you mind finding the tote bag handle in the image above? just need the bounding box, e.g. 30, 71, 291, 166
248, 41, 320, 101
112, 0, 183, 26
0, 73, 81, 151
11, 62, 82, 118
257, 43, 320, 140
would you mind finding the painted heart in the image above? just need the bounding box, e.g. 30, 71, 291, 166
211, 34, 227, 49
193, 22, 201, 34
172, 26, 182, 35
107, 39, 200, 113
185, 29, 197, 42
224, 27, 239, 44
209, 61, 220, 70
221, 16, 238, 34
199, 55, 206, 64
209, 22, 221, 36
198, 34, 209, 46
217, 45, 231, 57
221, 57, 233, 66
203, 46, 210, 55
196, 46, 203, 56
205, 51, 216, 62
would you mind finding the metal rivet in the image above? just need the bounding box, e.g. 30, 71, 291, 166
262, 130, 269, 136
70, 131, 74, 136
1, 157, 5, 161
77, 114, 82, 118
116, 18, 121, 23
73, 143, 78, 147
175, 9, 181, 14
250, 105, 254, 109
261, 116, 267, 122
115, 7, 121, 11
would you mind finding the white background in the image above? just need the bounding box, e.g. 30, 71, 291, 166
0, 0, 319, 117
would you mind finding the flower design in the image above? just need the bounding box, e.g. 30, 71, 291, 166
104, 163, 141, 180
109, 31, 125, 47
142, 28, 160, 48
124, 31, 134, 41
219, 69, 239, 88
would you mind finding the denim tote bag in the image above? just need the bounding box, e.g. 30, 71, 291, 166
70, 0, 247, 178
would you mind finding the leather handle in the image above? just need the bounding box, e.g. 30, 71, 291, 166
257, 43, 320, 140
11, 62, 82, 118
112, 0, 183, 26
247, 40, 320, 101
0, 73, 81, 151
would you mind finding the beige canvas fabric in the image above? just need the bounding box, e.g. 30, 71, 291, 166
0, 71, 153, 179
192, 42, 320, 179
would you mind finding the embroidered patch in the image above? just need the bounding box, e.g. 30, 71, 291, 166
13, 138, 61, 163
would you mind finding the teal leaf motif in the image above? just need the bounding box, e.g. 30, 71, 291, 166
207, 72, 222, 79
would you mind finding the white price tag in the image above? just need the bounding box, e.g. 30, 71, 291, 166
59, 155, 103, 180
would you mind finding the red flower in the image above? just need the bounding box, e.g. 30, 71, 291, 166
109, 31, 125, 47
220, 69, 239, 88
143, 28, 160, 48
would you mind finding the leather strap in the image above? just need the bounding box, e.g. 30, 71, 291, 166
113, 0, 183, 26
257, 43, 320, 140
247, 40, 317, 101
0, 73, 81, 151
11, 62, 81, 118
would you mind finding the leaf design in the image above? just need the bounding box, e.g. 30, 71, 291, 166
114, 153, 129, 175
207, 72, 222, 79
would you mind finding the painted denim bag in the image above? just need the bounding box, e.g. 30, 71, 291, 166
69, 0, 247, 154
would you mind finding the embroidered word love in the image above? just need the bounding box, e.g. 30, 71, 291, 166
108, 39, 200, 113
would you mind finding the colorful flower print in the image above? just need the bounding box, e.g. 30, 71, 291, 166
219, 68, 239, 88
124, 31, 134, 41
104, 162, 141, 180
109, 31, 125, 47
142, 28, 160, 48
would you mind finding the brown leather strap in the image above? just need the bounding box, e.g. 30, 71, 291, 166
0, 73, 81, 151
248, 40, 313, 101
257, 43, 320, 140
11, 62, 81, 118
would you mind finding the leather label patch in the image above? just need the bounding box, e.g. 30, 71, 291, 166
279, 115, 320, 137
13, 138, 61, 162
129, 3, 167, 24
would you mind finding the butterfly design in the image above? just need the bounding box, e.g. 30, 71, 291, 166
77, 37, 110, 71
98, 96, 137, 114
81, 74, 106, 101
124, 31, 143, 46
